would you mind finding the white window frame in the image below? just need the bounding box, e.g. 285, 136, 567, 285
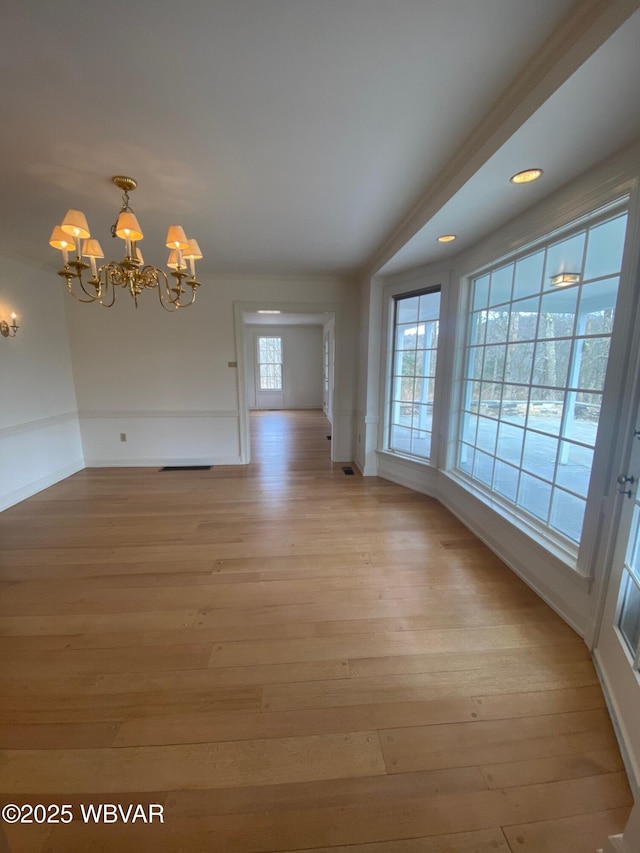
451, 199, 631, 567
257, 335, 283, 391
380, 274, 444, 467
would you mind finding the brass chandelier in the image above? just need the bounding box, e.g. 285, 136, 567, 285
49, 176, 203, 311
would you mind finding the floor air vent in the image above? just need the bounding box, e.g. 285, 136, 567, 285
341, 466, 355, 475
160, 465, 212, 471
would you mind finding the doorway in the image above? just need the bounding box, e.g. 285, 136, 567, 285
235, 303, 338, 464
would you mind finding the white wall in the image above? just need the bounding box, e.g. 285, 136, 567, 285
0, 254, 83, 511
65, 274, 358, 466
244, 324, 323, 410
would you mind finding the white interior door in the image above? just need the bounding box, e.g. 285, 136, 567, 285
595, 423, 640, 788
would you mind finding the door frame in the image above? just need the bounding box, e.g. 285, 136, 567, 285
587, 186, 640, 803
234, 301, 340, 464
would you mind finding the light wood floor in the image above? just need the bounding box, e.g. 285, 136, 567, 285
0, 410, 632, 852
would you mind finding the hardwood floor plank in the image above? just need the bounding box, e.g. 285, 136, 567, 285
261, 660, 599, 712
379, 710, 618, 774
480, 748, 624, 789
113, 698, 479, 747
0, 732, 386, 794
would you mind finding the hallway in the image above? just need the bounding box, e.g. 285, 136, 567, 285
0, 411, 632, 852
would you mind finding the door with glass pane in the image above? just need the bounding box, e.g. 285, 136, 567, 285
595, 411, 640, 784
256, 336, 284, 409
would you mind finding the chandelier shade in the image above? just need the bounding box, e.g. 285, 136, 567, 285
61, 209, 91, 240
166, 225, 189, 250
115, 211, 144, 242
50, 176, 203, 311
49, 226, 76, 253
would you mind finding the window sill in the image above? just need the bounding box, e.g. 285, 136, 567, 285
440, 469, 592, 586
376, 449, 434, 469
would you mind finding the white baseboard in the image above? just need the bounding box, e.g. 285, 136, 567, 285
0, 460, 85, 512
83, 457, 243, 467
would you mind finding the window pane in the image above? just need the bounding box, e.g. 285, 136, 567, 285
259, 364, 282, 390
411, 430, 431, 459
527, 390, 564, 436
476, 417, 498, 454
513, 251, 545, 300
619, 572, 640, 655
500, 388, 526, 425
545, 233, 586, 288
465, 346, 484, 380
504, 343, 534, 385
473, 450, 494, 487
470, 311, 487, 346
473, 275, 490, 311
509, 298, 539, 341
584, 214, 627, 281
390, 424, 411, 453
579, 277, 618, 333
522, 431, 558, 481
532, 340, 571, 387
482, 345, 506, 382
518, 473, 551, 522
556, 441, 593, 498
489, 264, 514, 307
397, 297, 419, 324
496, 422, 524, 465
258, 337, 282, 363
550, 489, 586, 543
461, 412, 478, 444
485, 309, 510, 344
494, 460, 519, 502
577, 337, 610, 392
539, 287, 578, 338
459, 443, 475, 475
396, 324, 419, 351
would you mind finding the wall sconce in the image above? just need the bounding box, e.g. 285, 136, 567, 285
0, 313, 19, 338
550, 272, 580, 287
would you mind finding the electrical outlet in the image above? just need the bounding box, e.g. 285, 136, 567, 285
120, 433, 127, 442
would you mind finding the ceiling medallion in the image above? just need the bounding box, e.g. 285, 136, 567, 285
49, 176, 203, 311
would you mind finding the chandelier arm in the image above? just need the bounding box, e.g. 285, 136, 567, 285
96, 268, 116, 308
66, 279, 99, 304
156, 268, 184, 311
59, 268, 98, 303
76, 269, 102, 301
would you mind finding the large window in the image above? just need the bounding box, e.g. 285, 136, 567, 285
457, 208, 628, 547
388, 287, 441, 461
257, 336, 283, 390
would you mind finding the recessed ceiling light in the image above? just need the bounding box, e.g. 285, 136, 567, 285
437, 234, 456, 243
257, 310, 281, 314
510, 168, 543, 184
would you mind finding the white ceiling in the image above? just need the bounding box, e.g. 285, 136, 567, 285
2, 1, 639, 278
